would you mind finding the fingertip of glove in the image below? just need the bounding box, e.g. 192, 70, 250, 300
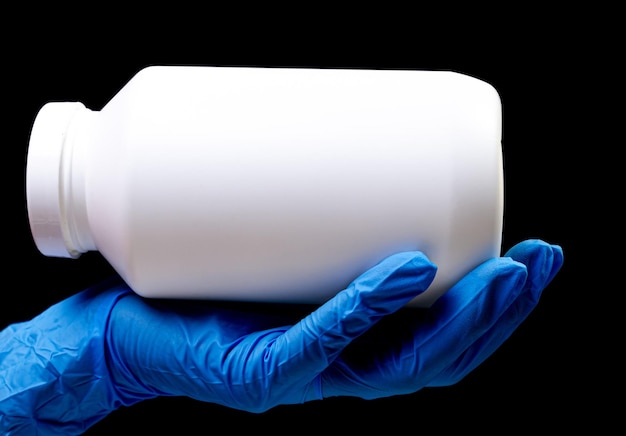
548, 244, 564, 282
350, 251, 437, 308
380, 251, 438, 288
505, 239, 564, 297
489, 256, 529, 292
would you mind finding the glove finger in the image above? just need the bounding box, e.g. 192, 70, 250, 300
427, 239, 563, 386
320, 256, 527, 398
505, 239, 564, 290
270, 251, 437, 391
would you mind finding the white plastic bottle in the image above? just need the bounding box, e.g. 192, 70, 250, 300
26, 66, 503, 307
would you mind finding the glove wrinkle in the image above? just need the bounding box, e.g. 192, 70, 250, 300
0, 278, 133, 435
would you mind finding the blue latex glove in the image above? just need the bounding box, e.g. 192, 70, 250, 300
0, 239, 563, 435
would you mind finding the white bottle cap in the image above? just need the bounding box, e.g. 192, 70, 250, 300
26, 101, 86, 258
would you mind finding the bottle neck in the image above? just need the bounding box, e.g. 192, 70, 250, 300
61, 105, 97, 257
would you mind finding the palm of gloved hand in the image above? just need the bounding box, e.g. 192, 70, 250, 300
107, 239, 562, 411
107, 250, 437, 411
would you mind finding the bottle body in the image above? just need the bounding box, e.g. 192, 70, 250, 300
26, 66, 503, 307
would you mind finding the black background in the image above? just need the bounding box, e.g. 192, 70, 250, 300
3, 21, 613, 434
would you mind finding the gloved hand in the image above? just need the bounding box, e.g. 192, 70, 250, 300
0, 239, 563, 435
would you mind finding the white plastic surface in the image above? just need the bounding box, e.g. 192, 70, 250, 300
26, 66, 504, 307
26, 102, 85, 258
